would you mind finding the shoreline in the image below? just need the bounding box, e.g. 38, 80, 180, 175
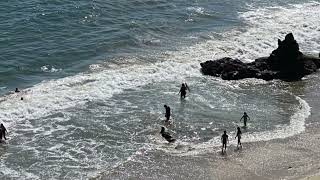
95, 75, 320, 180
95, 122, 320, 180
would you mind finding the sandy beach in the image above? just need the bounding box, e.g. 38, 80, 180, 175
95, 75, 320, 180
1, 1, 320, 178
95, 123, 320, 180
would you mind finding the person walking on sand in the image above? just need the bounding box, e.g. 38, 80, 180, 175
235, 127, 242, 148
240, 112, 250, 127
178, 83, 190, 99
0, 123, 7, 140
164, 105, 171, 122
221, 130, 229, 153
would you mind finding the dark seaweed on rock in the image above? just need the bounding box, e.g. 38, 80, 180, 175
200, 33, 320, 81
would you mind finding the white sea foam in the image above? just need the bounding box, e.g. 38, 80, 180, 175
1, 1, 320, 178
0, 59, 202, 131
1, 0, 318, 147
0, 165, 39, 180
150, 1, 319, 156
187, 7, 206, 15
40, 65, 62, 73
160, 95, 310, 156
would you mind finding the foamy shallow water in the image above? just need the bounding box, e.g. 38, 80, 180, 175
0, 1, 320, 179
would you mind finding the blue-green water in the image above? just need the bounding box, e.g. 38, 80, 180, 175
0, 0, 310, 92
0, 0, 242, 91
0, 0, 319, 179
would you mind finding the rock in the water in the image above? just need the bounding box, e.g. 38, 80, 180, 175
200, 33, 320, 81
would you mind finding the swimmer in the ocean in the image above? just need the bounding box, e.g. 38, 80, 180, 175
240, 112, 250, 127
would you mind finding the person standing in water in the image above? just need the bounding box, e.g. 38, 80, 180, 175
235, 127, 242, 148
164, 105, 171, 122
240, 112, 250, 127
221, 130, 229, 153
178, 83, 190, 99
0, 123, 7, 140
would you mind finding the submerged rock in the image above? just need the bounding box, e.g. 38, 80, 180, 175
200, 33, 320, 81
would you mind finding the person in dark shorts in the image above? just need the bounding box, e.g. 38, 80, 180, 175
178, 83, 190, 99
235, 127, 242, 148
221, 130, 229, 153
164, 105, 171, 122
240, 112, 250, 127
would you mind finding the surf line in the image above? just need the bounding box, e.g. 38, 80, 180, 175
241, 96, 311, 143
166, 95, 311, 157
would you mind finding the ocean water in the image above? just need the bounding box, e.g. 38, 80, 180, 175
0, 0, 319, 179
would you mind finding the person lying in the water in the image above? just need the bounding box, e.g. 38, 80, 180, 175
160, 127, 176, 143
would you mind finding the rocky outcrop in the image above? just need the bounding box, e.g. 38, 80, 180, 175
200, 33, 320, 81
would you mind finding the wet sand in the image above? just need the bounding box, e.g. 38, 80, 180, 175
95, 76, 320, 180
94, 122, 320, 180
95, 99, 320, 180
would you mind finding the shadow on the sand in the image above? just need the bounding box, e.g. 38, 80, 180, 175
234, 147, 243, 152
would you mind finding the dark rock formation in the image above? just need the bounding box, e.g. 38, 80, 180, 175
200, 33, 320, 81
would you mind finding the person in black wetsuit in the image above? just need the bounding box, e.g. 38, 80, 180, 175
0, 123, 7, 140
0, 127, 2, 141
178, 83, 190, 99
160, 127, 175, 143
240, 112, 250, 127
235, 127, 242, 148
164, 105, 171, 122
221, 130, 229, 153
